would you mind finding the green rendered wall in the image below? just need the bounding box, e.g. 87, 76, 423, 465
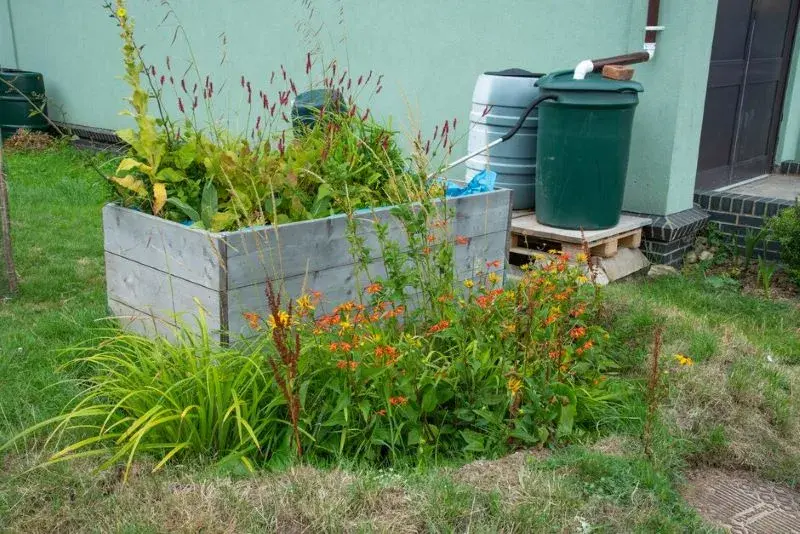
0, 1, 17, 68
5, 0, 718, 216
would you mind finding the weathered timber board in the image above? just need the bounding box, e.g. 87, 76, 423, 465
226, 230, 507, 337
107, 298, 180, 340
222, 189, 512, 289
103, 204, 225, 290
105, 252, 223, 332
104, 188, 512, 340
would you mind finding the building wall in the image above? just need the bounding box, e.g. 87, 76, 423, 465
5, 0, 718, 216
0, 0, 17, 67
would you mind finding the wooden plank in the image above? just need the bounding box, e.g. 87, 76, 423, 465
511, 213, 651, 245
619, 231, 642, 249
226, 260, 389, 338
224, 189, 511, 289
103, 204, 224, 290
595, 240, 618, 258
108, 298, 179, 341
225, 230, 508, 338
105, 252, 223, 333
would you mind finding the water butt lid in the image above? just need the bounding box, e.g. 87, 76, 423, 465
537, 69, 643, 92
484, 68, 544, 78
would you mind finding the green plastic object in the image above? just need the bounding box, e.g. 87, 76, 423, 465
534, 70, 643, 230
0, 69, 49, 140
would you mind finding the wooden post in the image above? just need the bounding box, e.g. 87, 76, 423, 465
0, 131, 18, 293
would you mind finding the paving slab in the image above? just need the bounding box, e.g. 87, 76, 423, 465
727, 174, 800, 202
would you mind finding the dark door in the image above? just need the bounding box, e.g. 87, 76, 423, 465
697, 0, 800, 190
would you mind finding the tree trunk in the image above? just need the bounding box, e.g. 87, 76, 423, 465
0, 135, 18, 293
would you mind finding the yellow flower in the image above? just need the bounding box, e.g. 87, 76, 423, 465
576, 275, 589, 284
297, 294, 315, 312
674, 354, 694, 366
117, 7, 127, 18
266, 311, 291, 330
507, 377, 523, 395
502, 322, 516, 334
576, 252, 588, 263
547, 249, 560, 255
520, 263, 531, 271
488, 272, 501, 285
339, 320, 353, 331
463, 279, 474, 289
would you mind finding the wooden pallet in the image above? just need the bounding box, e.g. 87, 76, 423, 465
509, 213, 650, 260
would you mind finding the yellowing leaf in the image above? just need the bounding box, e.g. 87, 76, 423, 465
116, 157, 151, 175
110, 175, 148, 196
116, 129, 137, 145
152, 183, 167, 215
210, 211, 238, 232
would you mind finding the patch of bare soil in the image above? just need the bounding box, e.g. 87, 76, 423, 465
452, 449, 549, 499
706, 263, 799, 303
683, 468, 800, 533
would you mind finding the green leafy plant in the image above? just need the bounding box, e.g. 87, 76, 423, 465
768, 200, 800, 283
2, 314, 289, 480
105, 0, 418, 231
757, 257, 778, 299
742, 227, 769, 269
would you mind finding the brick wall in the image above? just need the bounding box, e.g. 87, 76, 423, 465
693, 191, 793, 261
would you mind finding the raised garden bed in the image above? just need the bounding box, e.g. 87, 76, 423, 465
103, 188, 512, 340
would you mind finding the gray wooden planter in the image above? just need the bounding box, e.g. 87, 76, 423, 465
103, 189, 512, 340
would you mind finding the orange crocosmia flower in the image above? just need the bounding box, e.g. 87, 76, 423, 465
426, 234, 436, 243
455, 235, 469, 245
339, 342, 353, 352
366, 282, 383, 295
389, 396, 408, 406
336, 359, 347, 369
376, 409, 387, 416
544, 314, 559, 326
569, 326, 587, 339
486, 260, 502, 269
427, 320, 451, 334
437, 294, 453, 303
422, 246, 432, 255
570, 305, 586, 318
243, 312, 261, 329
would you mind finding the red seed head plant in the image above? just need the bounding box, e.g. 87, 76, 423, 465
264, 279, 303, 456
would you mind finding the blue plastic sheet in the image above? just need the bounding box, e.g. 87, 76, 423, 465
444, 169, 497, 197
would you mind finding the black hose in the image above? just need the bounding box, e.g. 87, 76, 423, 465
500, 94, 558, 142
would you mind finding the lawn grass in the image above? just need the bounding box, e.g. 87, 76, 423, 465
1, 146, 798, 532
0, 146, 114, 443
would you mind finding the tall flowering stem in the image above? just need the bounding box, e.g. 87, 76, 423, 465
264, 279, 303, 456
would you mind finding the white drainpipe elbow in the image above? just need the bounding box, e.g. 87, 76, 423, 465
573, 59, 595, 80
644, 41, 656, 60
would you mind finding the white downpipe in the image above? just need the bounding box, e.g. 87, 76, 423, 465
572, 59, 595, 80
